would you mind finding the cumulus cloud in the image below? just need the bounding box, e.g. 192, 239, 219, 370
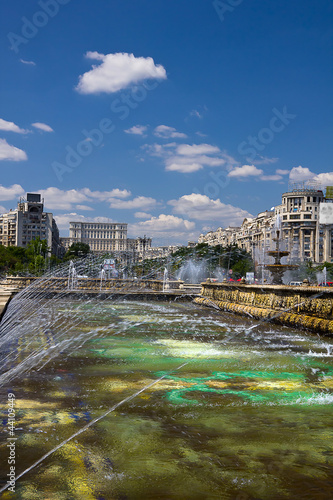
289, 166, 315, 182
228, 165, 263, 178
37, 187, 131, 211
40, 188, 89, 210
76, 52, 167, 94
168, 193, 253, 225
0, 118, 28, 134
289, 166, 333, 189
315, 172, 333, 186
129, 214, 196, 242
109, 196, 158, 210
144, 141, 234, 174
166, 144, 230, 172
154, 125, 187, 139
0, 184, 25, 201
125, 125, 148, 136
0, 139, 27, 161
31, 122, 54, 132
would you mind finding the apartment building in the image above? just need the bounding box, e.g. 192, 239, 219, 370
0, 193, 61, 256
199, 186, 333, 265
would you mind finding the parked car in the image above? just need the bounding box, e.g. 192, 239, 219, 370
289, 281, 303, 286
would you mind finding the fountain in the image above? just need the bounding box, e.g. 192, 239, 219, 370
265, 229, 298, 284
0, 254, 333, 499
176, 259, 208, 283
68, 260, 77, 290
162, 267, 169, 291
100, 267, 106, 291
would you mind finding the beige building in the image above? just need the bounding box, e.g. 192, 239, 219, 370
0, 193, 61, 256
66, 221, 128, 254
198, 186, 333, 265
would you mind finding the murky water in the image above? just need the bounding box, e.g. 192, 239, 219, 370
1, 299, 333, 499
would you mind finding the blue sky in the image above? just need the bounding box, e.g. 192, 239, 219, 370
0, 0, 332, 245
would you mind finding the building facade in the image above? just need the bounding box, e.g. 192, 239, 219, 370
67, 221, 128, 254
0, 193, 61, 256
198, 186, 333, 265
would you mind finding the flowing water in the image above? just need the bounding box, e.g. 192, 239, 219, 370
1, 298, 333, 499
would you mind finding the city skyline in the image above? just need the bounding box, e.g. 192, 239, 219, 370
0, 0, 332, 245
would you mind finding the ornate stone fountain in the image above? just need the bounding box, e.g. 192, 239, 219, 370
265, 230, 298, 285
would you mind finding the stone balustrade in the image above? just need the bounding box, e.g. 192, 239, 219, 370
0, 276, 184, 292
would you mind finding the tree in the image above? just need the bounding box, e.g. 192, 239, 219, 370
64, 242, 90, 260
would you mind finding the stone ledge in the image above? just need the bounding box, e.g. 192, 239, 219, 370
194, 296, 333, 336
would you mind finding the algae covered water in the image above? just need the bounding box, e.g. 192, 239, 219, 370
1, 299, 333, 499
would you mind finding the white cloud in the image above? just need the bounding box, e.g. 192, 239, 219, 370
0, 118, 28, 134
168, 193, 253, 224
81, 188, 131, 201
143, 141, 237, 174
76, 205, 94, 211
54, 213, 113, 231
176, 144, 220, 156
37, 187, 132, 210
190, 109, 202, 119
0, 139, 27, 161
315, 172, 333, 186
289, 166, 333, 189
142, 142, 177, 157
76, 52, 167, 94
289, 166, 315, 182
276, 169, 290, 175
0, 184, 25, 201
166, 161, 203, 173
40, 188, 89, 210
129, 214, 195, 241
134, 211, 152, 218
154, 125, 187, 139
31, 122, 54, 133
260, 175, 283, 181
228, 165, 263, 178
166, 144, 227, 173
0, 205, 8, 213
20, 59, 36, 66
125, 125, 148, 136
144, 141, 234, 174
251, 155, 279, 165
109, 196, 158, 210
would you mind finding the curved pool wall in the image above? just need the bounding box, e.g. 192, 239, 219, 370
198, 282, 333, 335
